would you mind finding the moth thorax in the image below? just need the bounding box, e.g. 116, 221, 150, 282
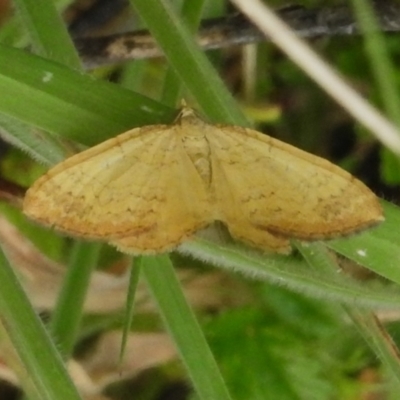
182, 131, 212, 186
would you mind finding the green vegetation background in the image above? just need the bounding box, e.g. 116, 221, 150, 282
1, 0, 400, 399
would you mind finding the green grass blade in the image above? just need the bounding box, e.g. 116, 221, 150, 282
0, 112, 66, 165
298, 241, 400, 389
129, 0, 248, 125
351, 0, 400, 184
351, 0, 400, 123
142, 255, 233, 400
328, 201, 400, 284
180, 238, 400, 309
0, 45, 174, 151
12, 0, 81, 68
345, 307, 400, 388
50, 242, 101, 357
0, 246, 82, 400
161, 0, 206, 106
119, 257, 141, 363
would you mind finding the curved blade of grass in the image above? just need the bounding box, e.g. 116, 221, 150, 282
328, 201, 400, 284
0, 45, 174, 150
0, 246, 82, 400
0, 322, 42, 400
179, 238, 400, 309
0, 113, 66, 165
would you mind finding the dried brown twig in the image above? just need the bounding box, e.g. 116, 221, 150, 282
75, 1, 400, 69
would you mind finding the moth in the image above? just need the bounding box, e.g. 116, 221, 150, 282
23, 106, 383, 254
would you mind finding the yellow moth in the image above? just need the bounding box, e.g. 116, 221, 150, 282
23, 105, 383, 254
